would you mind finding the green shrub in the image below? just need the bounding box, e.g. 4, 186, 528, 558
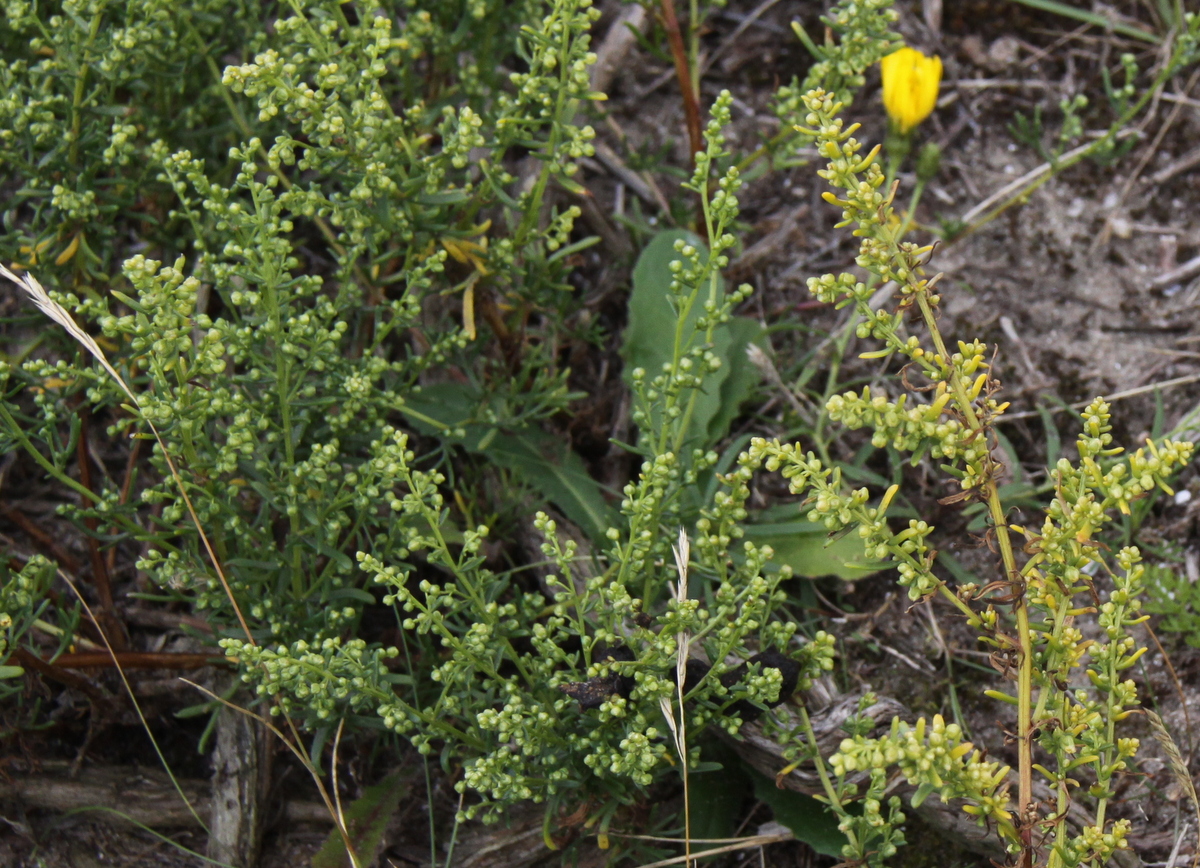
3, 1, 1199, 866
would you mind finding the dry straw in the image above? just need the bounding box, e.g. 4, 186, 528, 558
1146, 709, 1200, 865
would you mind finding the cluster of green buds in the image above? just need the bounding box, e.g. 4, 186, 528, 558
749, 438, 939, 600
773, 0, 901, 128
831, 714, 1015, 839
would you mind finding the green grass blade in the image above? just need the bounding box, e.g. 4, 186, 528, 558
1009, 0, 1160, 43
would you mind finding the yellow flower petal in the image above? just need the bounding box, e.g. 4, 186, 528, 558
881, 47, 942, 134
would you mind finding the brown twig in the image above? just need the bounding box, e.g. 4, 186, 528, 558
74, 406, 113, 610
10, 648, 116, 709
658, 0, 703, 171
0, 761, 332, 829
106, 433, 143, 576
74, 406, 128, 651
123, 606, 214, 634
0, 503, 84, 575
38, 651, 227, 670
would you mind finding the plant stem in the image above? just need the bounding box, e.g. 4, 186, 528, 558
914, 292, 1033, 853
515, 1, 576, 247
659, 0, 703, 172
68, 9, 104, 167
798, 704, 860, 853
732, 126, 803, 176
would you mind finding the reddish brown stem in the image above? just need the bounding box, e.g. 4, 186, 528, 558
75, 407, 113, 610
11, 648, 115, 709
105, 434, 142, 576
0, 504, 84, 575
658, 0, 703, 172
75, 407, 127, 651
123, 606, 214, 635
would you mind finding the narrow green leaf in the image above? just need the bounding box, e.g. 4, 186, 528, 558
312, 774, 408, 868
937, 551, 981, 586
689, 761, 751, 858
417, 189, 471, 205
1037, 404, 1061, 469
483, 429, 614, 541
325, 587, 376, 605
993, 429, 1023, 485
403, 385, 614, 541
910, 781, 935, 808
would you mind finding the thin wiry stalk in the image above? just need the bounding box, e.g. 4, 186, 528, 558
1146, 709, 1200, 859
58, 569, 211, 834
332, 717, 357, 868
442, 791, 466, 868
183, 679, 361, 865
630, 831, 793, 868
670, 528, 692, 868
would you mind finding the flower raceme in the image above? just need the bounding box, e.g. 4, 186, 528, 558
880, 47, 942, 134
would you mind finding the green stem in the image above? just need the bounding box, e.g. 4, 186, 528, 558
895, 179, 927, 240
913, 290, 1032, 846
416, 485, 535, 689
514, 4, 575, 246
811, 314, 858, 461
732, 126, 803, 176
253, 188, 302, 597
68, 8, 105, 167
798, 704, 859, 851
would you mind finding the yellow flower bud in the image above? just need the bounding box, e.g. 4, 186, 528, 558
880, 47, 942, 135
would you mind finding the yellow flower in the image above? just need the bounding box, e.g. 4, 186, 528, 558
880, 47, 942, 135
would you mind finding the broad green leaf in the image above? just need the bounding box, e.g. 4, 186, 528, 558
403, 384, 614, 541
705, 316, 765, 444
741, 520, 885, 580
624, 229, 719, 397
623, 230, 762, 449
749, 768, 845, 857
311, 774, 408, 868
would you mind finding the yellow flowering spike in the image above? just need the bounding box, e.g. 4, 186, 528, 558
880, 47, 942, 134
